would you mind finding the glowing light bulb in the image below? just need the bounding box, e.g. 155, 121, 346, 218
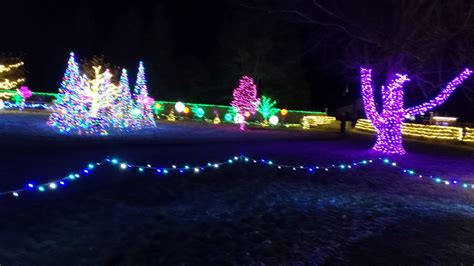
175, 102, 185, 113
233, 113, 244, 124
131, 108, 142, 116
269, 115, 279, 126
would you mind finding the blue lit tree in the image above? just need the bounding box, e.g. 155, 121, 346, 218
133, 61, 156, 127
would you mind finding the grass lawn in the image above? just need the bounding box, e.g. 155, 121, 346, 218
0, 112, 473, 265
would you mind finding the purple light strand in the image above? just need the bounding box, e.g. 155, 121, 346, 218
360, 67, 472, 154
404, 68, 472, 117
230, 76, 260, 130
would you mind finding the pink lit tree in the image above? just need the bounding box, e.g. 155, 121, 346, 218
17, 86, 32, 111
231, 76, 260, 130
361, 67, 472, 154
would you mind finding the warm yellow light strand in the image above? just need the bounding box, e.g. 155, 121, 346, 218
464, 128, 474, 143
301, 115, 336, 129
0, 78, 26, 90
355, 119, 468, 142
0, 62, 24, 74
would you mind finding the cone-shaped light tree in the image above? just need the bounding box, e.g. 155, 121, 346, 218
49, 53, 156, 134
48, 52, 88, 133
133, 61, 156, 128
231, 76, 260, 130
360, 67, 472, 154
114, 69, 134, 128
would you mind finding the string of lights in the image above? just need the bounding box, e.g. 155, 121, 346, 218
301, 115, 336, 129
0, 62, 24, 73
464, 128, 474, 143
1, 155, 472, 198
360, 67, 472, 154
0, 78, 26, 91
0, 101, 49, 110
355, 119, 467, 142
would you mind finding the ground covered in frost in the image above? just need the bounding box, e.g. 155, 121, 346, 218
0, 112, 473, 265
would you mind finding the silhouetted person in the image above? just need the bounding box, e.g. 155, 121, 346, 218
340, 112, 351, 133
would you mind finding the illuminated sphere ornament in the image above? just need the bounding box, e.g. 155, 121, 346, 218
234, 113, 244, 124
184, 106, 190, 114
244, 111, 251, 118
175, 101, 185, 113
224, 113, 233, 122
360, 67, 472, 154
269, 115, 279, 126
195, 107, 205, 118
280, 109, 288, 116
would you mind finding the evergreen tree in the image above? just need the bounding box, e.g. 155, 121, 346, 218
48, 52, 88, 133
133, 61, 156, 127
115, 69, 134, 128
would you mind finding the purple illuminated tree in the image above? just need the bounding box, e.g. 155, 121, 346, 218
231, 76, 260, 130
361, 67, 472, 154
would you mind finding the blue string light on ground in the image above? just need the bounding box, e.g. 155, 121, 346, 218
0, 155, 472, 198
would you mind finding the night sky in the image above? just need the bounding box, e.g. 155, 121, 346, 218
1, 0, 472, 119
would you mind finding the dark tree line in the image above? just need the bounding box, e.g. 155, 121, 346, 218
69, 1, 312, 108
244, 0, 474, 118
2, 0, 474, 118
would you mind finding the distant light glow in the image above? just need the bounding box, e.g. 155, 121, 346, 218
175, 101, 185, 113
269, 115, 279, 126
234, 113, 244, 124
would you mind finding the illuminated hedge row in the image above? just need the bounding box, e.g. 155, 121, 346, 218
355, 119, 472, 142
464, 128, 474, 143
301, 115, 336, 129
154, 100, 327, 124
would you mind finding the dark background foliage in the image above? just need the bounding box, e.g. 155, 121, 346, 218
1, 0, 473, 119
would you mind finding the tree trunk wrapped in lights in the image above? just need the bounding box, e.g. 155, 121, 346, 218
360, 67, 472, 154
